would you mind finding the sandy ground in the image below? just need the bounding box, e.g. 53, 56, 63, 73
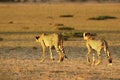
0, 39, 120, 80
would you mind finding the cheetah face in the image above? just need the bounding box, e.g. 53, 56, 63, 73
83, 32, 90, 40
35, 36, 40, 42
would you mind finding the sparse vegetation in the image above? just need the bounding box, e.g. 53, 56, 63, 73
0, 38, 3, 41
32, 46, 37, 50
62, 32, 92, 40
73, 32, 83, 37
60, 14, 74, 18
0, 4, 119, 32
62, 32, 81, 39
57, 26, 74, 31
9, 21, 14, 24
55, 23, 64, 26
56, 25, 96, 40
89, 15, 117, 20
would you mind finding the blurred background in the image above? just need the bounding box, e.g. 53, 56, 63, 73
0, 0, 120, 3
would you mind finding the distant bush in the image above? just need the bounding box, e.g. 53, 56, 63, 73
62, 32, 96, 41
9, 21, 14, 24
63, 36, 69, 41
89, 16, 117, 20
32, 47, 37, 50
62, 32, 82, 40
73, 32, 83, 37
0, 38, 3, 41
91, 33, 97, 36
56, 26, 97, 40
55, 23, 64, 26
62, 32, 73, 41
57, 26, 74, 31
60, 14, 74, 18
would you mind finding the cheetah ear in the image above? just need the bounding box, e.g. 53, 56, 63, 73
85, 32, 91, 36
35, 36, 40, 40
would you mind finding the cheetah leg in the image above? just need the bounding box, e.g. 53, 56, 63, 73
40, 47, 46, 62
49, 46, 55, 60
95, 51, 102, 65
55, 46, 64, 62
91, 52, 96, 65
86, 50, 91, 64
